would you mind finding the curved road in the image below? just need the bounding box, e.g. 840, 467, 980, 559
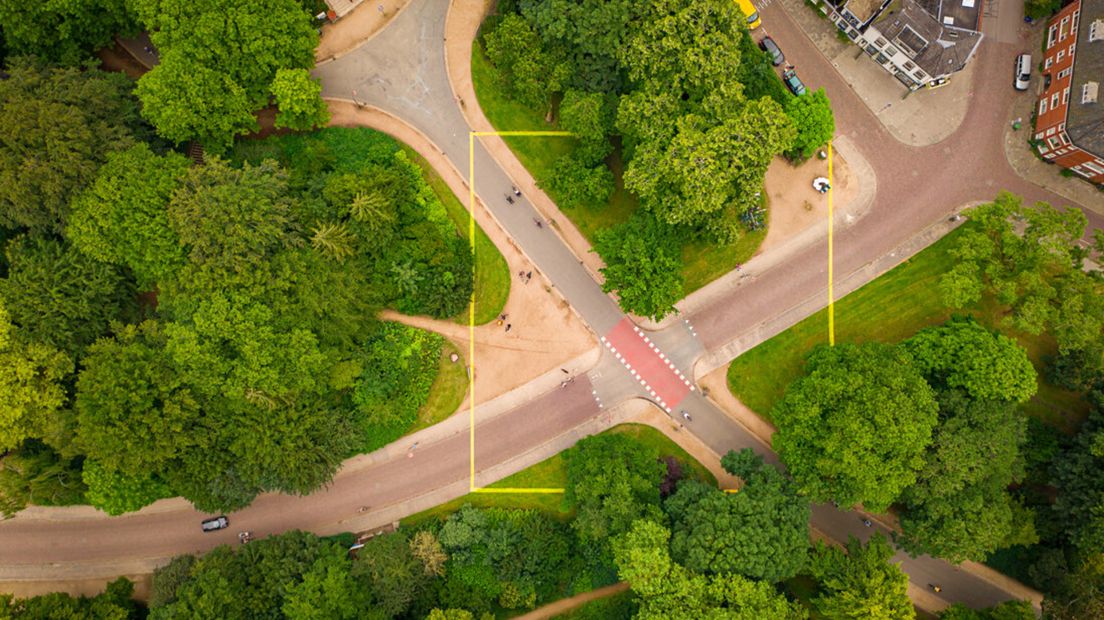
0, 0, 1089, 610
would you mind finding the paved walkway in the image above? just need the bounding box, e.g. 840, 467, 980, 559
602, 319, 694, 413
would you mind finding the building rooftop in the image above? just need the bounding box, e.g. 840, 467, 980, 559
844, 0, 889, 24
875, 0, 983, 77
916, 0, 982, 31
1067, 0, 1104, 158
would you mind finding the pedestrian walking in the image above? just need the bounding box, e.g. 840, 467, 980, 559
505, 194, 514, 204
512, 185, 521, 196
526, 271, 533, 281
505, 323, 512, 332
862, 519, 872, 527
561, 368, 569, 374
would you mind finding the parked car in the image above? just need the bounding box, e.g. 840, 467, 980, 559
782, 69, 807, 96
201, 516, 229, 532
759, 36, 785, 66
1014, 54, 1032, 91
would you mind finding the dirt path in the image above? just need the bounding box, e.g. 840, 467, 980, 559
512, 582, 631, 620
758, 150, 858, 256
326, 100, 596, 404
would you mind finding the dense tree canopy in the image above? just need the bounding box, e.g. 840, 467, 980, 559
483, 13, 572, 111
564, 434, 666, 546
808, 535, 914, 620
595, 213, 684, 321
131, 0, 320, 151
1050, 397, 1104, 556
69, 144, 190, 288
772, 343, 939, 512
0, 58, 140, 233
0, 235, 133, 356
613, 519, 807, 620
664, 449, 809, 582
0, 305, 71, 455
0, 0, 134, 64
903, 318, 1037, 404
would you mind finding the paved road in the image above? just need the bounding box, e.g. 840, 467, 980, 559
0, 0, 1080, 610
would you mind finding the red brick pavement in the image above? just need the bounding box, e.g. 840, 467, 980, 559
602, 318, 693, 412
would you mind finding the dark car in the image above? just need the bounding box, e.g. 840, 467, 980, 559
759, 36, 785, 66
782, 69, 807, 96
201, 516, 229, 532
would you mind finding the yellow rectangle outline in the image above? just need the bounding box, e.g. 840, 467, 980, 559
468, 130, 572, 494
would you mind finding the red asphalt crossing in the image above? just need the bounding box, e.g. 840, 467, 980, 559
602, 318, 693, 412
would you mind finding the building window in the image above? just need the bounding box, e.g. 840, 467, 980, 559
1048, 26, 1058, 48
915, 70, 927, 80
1047, 126, 1057, 136
1063, 88, 1070, 104
1035, 132, 1045, 140
1052, 93, 1060, 109
903, 60, 916, 71
1046, 57, 1054, 69
875, 37, 888, 47
1058, 68, 1072, 79
1069, 43, 1076, 56
885, 46, 898, 56
1048, 136, 1062, 149
1057, 49, 1065, 62
1090, 19, 1104, 42
1085, 161, 1104, 176
1040, 98, 1048, 115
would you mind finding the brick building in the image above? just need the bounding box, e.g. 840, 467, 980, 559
1033, 0, 1104, 184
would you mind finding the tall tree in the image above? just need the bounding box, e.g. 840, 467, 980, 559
664, 449, 809, 582
271, 68, 331, 132
594, 212, 684, 321
0, 0, 134, 65
613, 519, 807, 620
0, 58, 139, 232
940, 600, 1036, 619
785, 88, 835, 160
0, 304, 71, 454
0, 236, 133, 356
131, 0, 319, 151
771, 343, 938, 512
68, 143, 190, 288
808, 534, 915, 620
483, 14, 572, 111
564, 434, 666, 546
1050, 397, 1104, 556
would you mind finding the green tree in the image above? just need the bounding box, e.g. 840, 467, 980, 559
940, 193, 1088, 341
1024, 0, 1061, 20
282, 547, 369, 620
0, 577, 136, 619
771, 343, 938, 512
351, 531, 433, 618
1050, 399, 1104, 556
271, 68, 331, 131
1042, 552, 1104, 620
564, 434, 666, 546
0, 442, 86, 518
68, 143, 190, 288
903, 318, 1037, 404
131, 0, 319, 151
664, 449, 809, 582
149, 554, 197, 608
594, 212, 684, 321
0, 236, 133, 356
547, 153, 615, 210
785, 88, 835, 160
940, 600, 1036, 619
0, 304, 71, 454
558, 89, 615, 164
483, 14, 572, 111
808, 534, 915, 620
622, 100, 794, 242
0, 58, 139, 232
82, 459, 173, 516
136, 55, 258, 153
0, 0, 134, 64
898, 393, 1036, 563
613, 519, 807, 620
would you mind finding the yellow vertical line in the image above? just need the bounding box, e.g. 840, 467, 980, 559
468, 132, 477, 491
828, 142, 835, 346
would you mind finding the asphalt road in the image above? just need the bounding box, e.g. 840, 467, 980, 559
0, 0, 1087, 610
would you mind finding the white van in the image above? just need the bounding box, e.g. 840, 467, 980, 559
1014, 54, 1032, 91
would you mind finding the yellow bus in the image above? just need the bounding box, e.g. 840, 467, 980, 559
736, 0, 762, 30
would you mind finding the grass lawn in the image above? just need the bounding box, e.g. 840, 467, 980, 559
403, 147, 510, 325
471, 43, 767, 297
402, 423, 717, 527
726, 225, 1089, 432
411, 341, 468, 433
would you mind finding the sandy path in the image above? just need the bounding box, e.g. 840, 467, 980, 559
759, 150, 858, 255
513, 582, 631, 620
326, 100, 596, 404
316, 0, 415, 62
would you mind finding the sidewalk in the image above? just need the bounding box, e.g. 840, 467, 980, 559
772, 0, 973, 146
316, 0, 414, 63
1001, 27, 1104, 217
